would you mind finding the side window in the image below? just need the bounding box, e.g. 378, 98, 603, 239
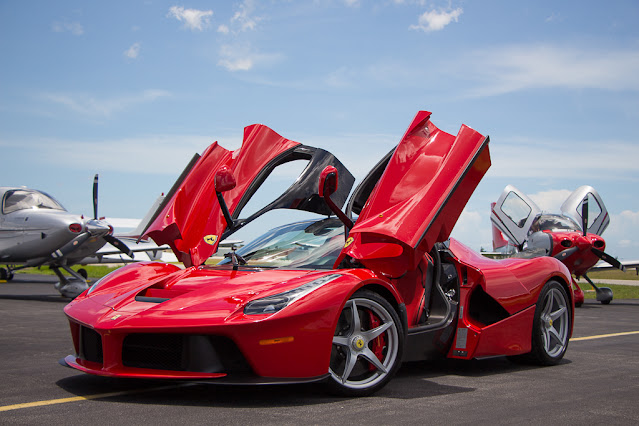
236, 159, 310, 219
501, 191, 532, 228
579, 193, 602, 229
3, 190, 29, 214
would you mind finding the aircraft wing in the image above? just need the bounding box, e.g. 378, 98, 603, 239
78, 237, 244, 264
590, 259, 639, 273
78, 237, 170, 263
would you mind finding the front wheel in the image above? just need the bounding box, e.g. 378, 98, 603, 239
529, 280, 571, 365
327, 289, 404, 396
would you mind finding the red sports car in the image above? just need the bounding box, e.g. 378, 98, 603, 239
61, 111, 574, 396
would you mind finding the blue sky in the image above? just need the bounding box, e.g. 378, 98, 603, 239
1, 0, 638, 259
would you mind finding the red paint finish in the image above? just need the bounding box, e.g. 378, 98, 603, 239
145, 125, 300, 267
62, 111, 575, 391
548, 231, 605, 277
345, 111, 490, 276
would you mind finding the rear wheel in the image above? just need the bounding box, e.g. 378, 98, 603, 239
529, 280, 571, 365
327, 290, 403, 396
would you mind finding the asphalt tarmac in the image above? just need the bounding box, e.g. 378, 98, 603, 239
1, 274, 638, 425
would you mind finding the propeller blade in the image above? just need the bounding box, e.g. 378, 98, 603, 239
51, 233, 91, 260
554, 246, 578, 262
104, 235, 135, 259
581, 196, 588, 236
591, 247, 626, 272
93, 174, 99, 220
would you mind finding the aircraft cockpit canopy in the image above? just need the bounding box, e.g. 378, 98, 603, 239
530, 214, 580, 234
2, 189, 66, 214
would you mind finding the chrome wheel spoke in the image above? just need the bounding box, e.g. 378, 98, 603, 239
329, 294, 400, 392
362, 321, 391, 341
542, 328, 550, 352
341, 350, 358, 383
543, 291, 554, 316
349, 300, 361, 333
548, 325, 563, 346
361, 348, 388, 374
550, 306, 567, 322
332, 335, 350, 347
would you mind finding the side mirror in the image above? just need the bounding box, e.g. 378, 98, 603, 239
319, 166, 338, 197
319, 166, 353, 229
215, 166, 236, 193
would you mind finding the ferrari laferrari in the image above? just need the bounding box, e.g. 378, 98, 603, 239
61, 111, 574, 396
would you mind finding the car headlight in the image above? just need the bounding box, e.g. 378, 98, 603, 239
244, 273, 342, 315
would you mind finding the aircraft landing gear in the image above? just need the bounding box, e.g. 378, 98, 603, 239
51, 266, 89, 298
0, 267, 15, 281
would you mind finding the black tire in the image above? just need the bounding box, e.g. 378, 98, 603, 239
0, 268, 7, 280
326, 289, 404, 396
528, 280, 571, 365
77, 268, 88, 280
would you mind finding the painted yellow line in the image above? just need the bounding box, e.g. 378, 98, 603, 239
0, 384, 188, 412
571, 330, 639, 342
3, 331, 639, 412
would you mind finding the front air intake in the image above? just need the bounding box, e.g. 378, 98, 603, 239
79, 326, 103, 364
122, 334, 252, 374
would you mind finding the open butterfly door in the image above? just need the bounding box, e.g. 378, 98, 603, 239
490, 185, 542, 248
560, 186, 609, 236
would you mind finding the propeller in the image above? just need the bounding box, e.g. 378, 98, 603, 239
91, 174, 134, 259
104, 234, 134, 258
51, 233, 92, 260
581, 194, 624, 271
93, 174, 99, 220
591, 247, 626, 272
554, 246, 578, 261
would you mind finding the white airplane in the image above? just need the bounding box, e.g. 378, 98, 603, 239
0, 176, 168, 297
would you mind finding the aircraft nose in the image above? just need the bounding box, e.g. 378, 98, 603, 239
85, 219, 111, 237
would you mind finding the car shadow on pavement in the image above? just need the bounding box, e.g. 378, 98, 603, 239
55, 355, 563, 406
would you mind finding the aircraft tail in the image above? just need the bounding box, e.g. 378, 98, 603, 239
119, 195, 165, 239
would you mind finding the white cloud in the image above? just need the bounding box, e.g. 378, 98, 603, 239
218, 0, 261, 35
51, 21, 84, 36
488, 138, 639, 180
230, 0, 261, 32
527, 189, 573, 212
450, 209, 492, 251
40, 89, 170, 117
344, 0, 361, 7
3, 134, 227, 176
167, 6, 213, 31
217, 44, 282, 72
410, 8, 463, 32
599, 210, 639, 260
545, 12, 561, 23
463, 44, 639, 97
124, 42, 141, 59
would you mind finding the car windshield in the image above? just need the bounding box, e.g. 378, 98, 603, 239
218, 218, 345, 269
530, 214, 581, 233
2, 190, 66, 214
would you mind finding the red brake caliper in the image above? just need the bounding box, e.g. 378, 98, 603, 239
367, 310, 386, 371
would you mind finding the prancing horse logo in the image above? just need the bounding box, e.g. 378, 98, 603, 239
204, 235, 218, 245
